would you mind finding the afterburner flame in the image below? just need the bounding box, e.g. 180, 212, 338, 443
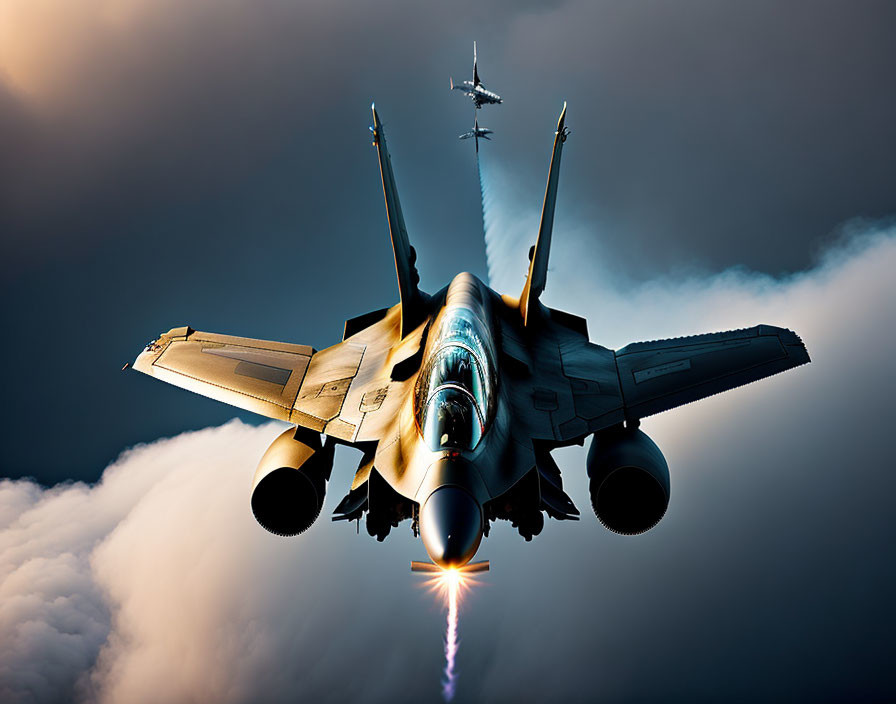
419, 566, 482, 702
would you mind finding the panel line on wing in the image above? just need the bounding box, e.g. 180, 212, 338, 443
151, 362, 294, 411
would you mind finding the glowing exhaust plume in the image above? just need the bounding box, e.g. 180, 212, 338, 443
418, 566, 482, 702
443, 571, 460, 701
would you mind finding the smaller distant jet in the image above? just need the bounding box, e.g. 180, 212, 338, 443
451, 41, 502, 109
459, 118, 493, 152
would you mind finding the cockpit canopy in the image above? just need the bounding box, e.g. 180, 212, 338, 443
415, 308, 495, 452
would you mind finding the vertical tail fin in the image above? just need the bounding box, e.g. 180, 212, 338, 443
519, 103, 570, 326
370, 104, 423, 337
473, 41, 480, 86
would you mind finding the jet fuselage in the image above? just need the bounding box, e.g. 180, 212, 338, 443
131, 103, 810, 573
407, 273, 502, 566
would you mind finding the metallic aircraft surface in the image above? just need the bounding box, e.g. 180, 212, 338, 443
450, 41, 502, 109
459, 118, 493, 152
132, 103, 810, 571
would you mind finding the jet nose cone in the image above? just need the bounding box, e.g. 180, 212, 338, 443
420, 486, 484, 569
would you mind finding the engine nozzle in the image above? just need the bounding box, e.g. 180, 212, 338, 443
250, 428, 333, 537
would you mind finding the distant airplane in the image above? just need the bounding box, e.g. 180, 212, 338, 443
458, 117, 493, 152
451, 41, 502, 109
131, 103, 809, 572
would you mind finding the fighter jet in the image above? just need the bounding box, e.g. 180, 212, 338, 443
450, 41, 502, 109
131, 103, 809, 572
459, 118, 493, 152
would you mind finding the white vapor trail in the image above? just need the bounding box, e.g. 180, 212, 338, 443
441, 579, 459, 701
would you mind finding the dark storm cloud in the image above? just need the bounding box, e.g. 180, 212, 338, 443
2, 0, 893, 272
1, 227, 893, 703
482, 3, 895, 276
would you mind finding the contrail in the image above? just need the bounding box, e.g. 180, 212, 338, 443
417, 567, 481, 701
476, 152, 493, 283
477, 151, 504, 287
442, 576, 460, 701
477, 152, 539, 292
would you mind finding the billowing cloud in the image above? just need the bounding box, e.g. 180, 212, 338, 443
2, 221, 894, 702
1, 422, 442, 704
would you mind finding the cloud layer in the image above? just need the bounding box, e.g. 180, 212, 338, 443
1, 422, 443, 704
3, 0, 894, 274
2, 220, 894, 702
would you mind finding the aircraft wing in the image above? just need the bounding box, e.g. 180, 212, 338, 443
133, 305, 418, 444
614, 325, 810, 420
133, 107, 435, 446
504, 319, 808, 447
133, 326, 366, 436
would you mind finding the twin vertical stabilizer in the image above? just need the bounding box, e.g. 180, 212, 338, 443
473, 40, 481, 86
370, 105, 423, 338
519, 103, 570, 326
370, 100, 568, 332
